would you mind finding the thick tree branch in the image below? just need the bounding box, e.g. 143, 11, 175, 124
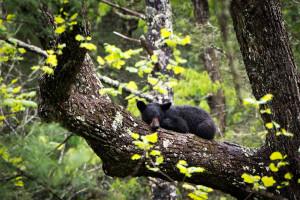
0, 36, 48, 57
34, 1, 300, 199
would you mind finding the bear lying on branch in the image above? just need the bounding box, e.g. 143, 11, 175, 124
137, 100, 216, 139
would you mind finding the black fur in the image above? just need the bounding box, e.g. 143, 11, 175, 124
137, 101, 216, 139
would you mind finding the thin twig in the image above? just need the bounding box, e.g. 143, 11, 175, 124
47, 133, 73, 156
113, 31, 140, 43
99, 0, 146, 20
97, 74, 154, 102
0, 17, 39, 25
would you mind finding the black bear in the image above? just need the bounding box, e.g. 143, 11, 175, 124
136, 100, 216, 139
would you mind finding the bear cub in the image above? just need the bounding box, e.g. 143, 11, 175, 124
137, 100, 216, 139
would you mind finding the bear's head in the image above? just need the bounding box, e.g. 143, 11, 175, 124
136, 100, 171, 131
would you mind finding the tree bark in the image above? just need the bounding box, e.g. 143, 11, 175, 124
231, 0, 300, 198
36, 1, 300, 199
145, 1, 177, 198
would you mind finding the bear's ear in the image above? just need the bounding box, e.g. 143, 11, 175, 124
136, 100, 147, 112
160, 102, 172, 111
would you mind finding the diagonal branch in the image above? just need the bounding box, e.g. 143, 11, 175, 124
99, 0, 146, 20
0, 36, 48, 57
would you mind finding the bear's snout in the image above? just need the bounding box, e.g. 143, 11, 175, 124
150, 117, 160, 131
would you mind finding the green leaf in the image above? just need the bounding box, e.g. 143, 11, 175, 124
182, 183, 196, 190
2, 98, 15, 107
126, 67, 138, 73
27, 91, 36, 97
19, 100, 37, 108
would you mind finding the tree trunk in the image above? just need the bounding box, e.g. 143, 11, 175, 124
193, 0, 227, 136
36, 1, 300, 199
145, 0, 177, 199
231, 0, 300, 198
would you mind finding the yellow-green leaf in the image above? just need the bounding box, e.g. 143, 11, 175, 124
284, 173, 292, 180
161, 28, 171, 38
80, 43, 97, 50
261, 176, 276, 187
0, 116, 5, 120
269, 163, 278, 172
143, 132, 158, 143
31, 66, 40, 70
150, 150, 161, 156
69, 13, 78, 21
173, 66, 184, 74
46, 54, 58, 66
54, 16, 65, 24
265, 123, 273, 129
18, 48, 26, 54
188, 193, 203, 200
148, 77, 159, 85
11, 79, 18, 84
75, 34, 85, 41
13, 86, 21, 93
177, 163, 187, 174
41, 66, 54, 74
7, 14, 15, 23
131, 132, 140, 140
14, 180, 24, 187
181, 35, 191, 45
151, 55, 158, 63
270, 152, 283, 160
178, 160, 187, 165
260, 94, 274, 101
131, 154, 141, 160
156, 156, 164, 164
97, 56, 105, 65
126, 81, 138, 90
55, 26, 66, 34
242, 173, 258, 184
